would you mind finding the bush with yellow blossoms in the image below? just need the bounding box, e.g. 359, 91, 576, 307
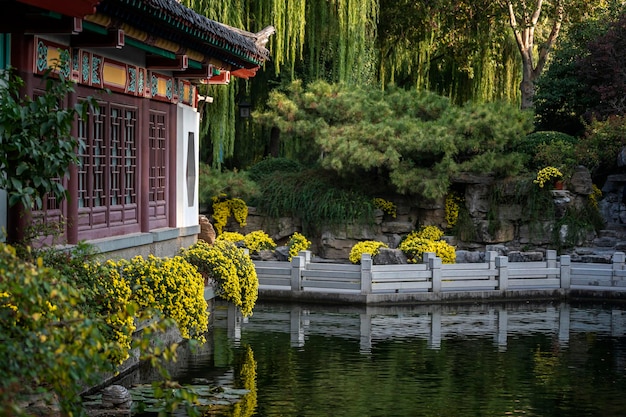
115, 255, 209, 341
0, 244, 134, 415
288, 232, 312, 261
243, 230, 277, 254
181, 240, 258, 317
217, 231, 246, 243
211, 195, 249, 234
589, 184, 602, 210
533, 166, 563, 188
445, 193, 462, 229
373, 198, 397, 218
412, 225, 445, 241
349, 240, 388, 264
399, 226, 456, 264
33, 242, 135, 365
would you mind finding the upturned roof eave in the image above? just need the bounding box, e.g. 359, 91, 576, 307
96, 0, 270, 69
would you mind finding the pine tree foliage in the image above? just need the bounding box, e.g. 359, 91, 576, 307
255, 81, 534, 200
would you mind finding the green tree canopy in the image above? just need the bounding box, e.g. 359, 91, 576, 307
254, 81, 534, 200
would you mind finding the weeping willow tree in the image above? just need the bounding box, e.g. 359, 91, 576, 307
183, 0, 378, 168
377, 0, 522, 105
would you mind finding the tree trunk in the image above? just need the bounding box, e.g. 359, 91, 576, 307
506, 0, 563, 110
7, 202, 30, 245
520, 50, 536, 110
269, 126, 280, 157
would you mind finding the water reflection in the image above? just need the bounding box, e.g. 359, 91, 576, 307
222, 301, 626, 352
127, 302, 626, 417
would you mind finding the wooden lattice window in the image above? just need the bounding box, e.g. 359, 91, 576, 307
148, 110, 167, 224
77, 102, 138, 234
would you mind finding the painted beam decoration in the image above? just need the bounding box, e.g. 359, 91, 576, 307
34, 37, 197, 106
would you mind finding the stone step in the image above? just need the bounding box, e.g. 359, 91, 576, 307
600, 224, 626, 238
592, 236, 620, 248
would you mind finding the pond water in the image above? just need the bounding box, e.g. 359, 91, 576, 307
127, 301, 626, 417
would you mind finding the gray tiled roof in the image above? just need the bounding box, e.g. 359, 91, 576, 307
97, 0, 271, 68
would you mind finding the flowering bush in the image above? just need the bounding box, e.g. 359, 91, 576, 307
211, 196, 249, 234
399, 225, 455, 264
181, 240, 258, 317
399, 237, 456, 264
80, 260, 135, 364
288, 232, 312, 260
373, 198, 397, 218
244, 230, 277, 254
0, 244, 131, 414
229, 198, 249, 227
32, 243, 135, 365
412, 225, 445, 241
445, 193, 462, 228
533, 166, 563, 188
211, 198, 230, 235
349, 240, 388, 264
115, 255, 209, 341
589, 184, 602, 209
217, 231, 246, 243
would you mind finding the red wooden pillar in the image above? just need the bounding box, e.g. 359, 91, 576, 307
140, 99, 150, 232
168, 103, 177, 228
66, 90, 79, 245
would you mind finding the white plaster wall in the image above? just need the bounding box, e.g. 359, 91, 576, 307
176, 103, 200, 228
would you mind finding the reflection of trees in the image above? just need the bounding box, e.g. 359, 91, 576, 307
229, 345, 257, 417
232, 312, 626, 417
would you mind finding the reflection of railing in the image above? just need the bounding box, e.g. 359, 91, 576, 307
216, 302, 626, 352
254, 251, 626, 303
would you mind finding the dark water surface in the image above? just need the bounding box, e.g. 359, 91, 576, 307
131, 301, 626, 417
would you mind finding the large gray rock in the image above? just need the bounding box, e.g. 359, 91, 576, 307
465, 184, 491, 216
618, 147, 626, 167
101, 385, 132, 410
250, 249, 278, 261
373, 248, 407, 265
568, 166, 593, 195
474, 220, 515, 243
455, 250, 485, 263
508, 251, 544, 262
275, 246, 291, 261
381, 221, 414, 234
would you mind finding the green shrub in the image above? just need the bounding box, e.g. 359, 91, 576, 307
254, 169, 375, 233
515, 131, 578, 171
247, 157, 302, 182
25, 243, 135, 365
198, 163, 259, 211
577, 115, 626, 173
1, 244, 126, 414
349, 241, 388, 264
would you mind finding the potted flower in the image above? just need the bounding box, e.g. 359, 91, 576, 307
533, 166, 564, 189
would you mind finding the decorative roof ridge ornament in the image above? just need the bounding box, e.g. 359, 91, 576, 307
216, 23, 275, 52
